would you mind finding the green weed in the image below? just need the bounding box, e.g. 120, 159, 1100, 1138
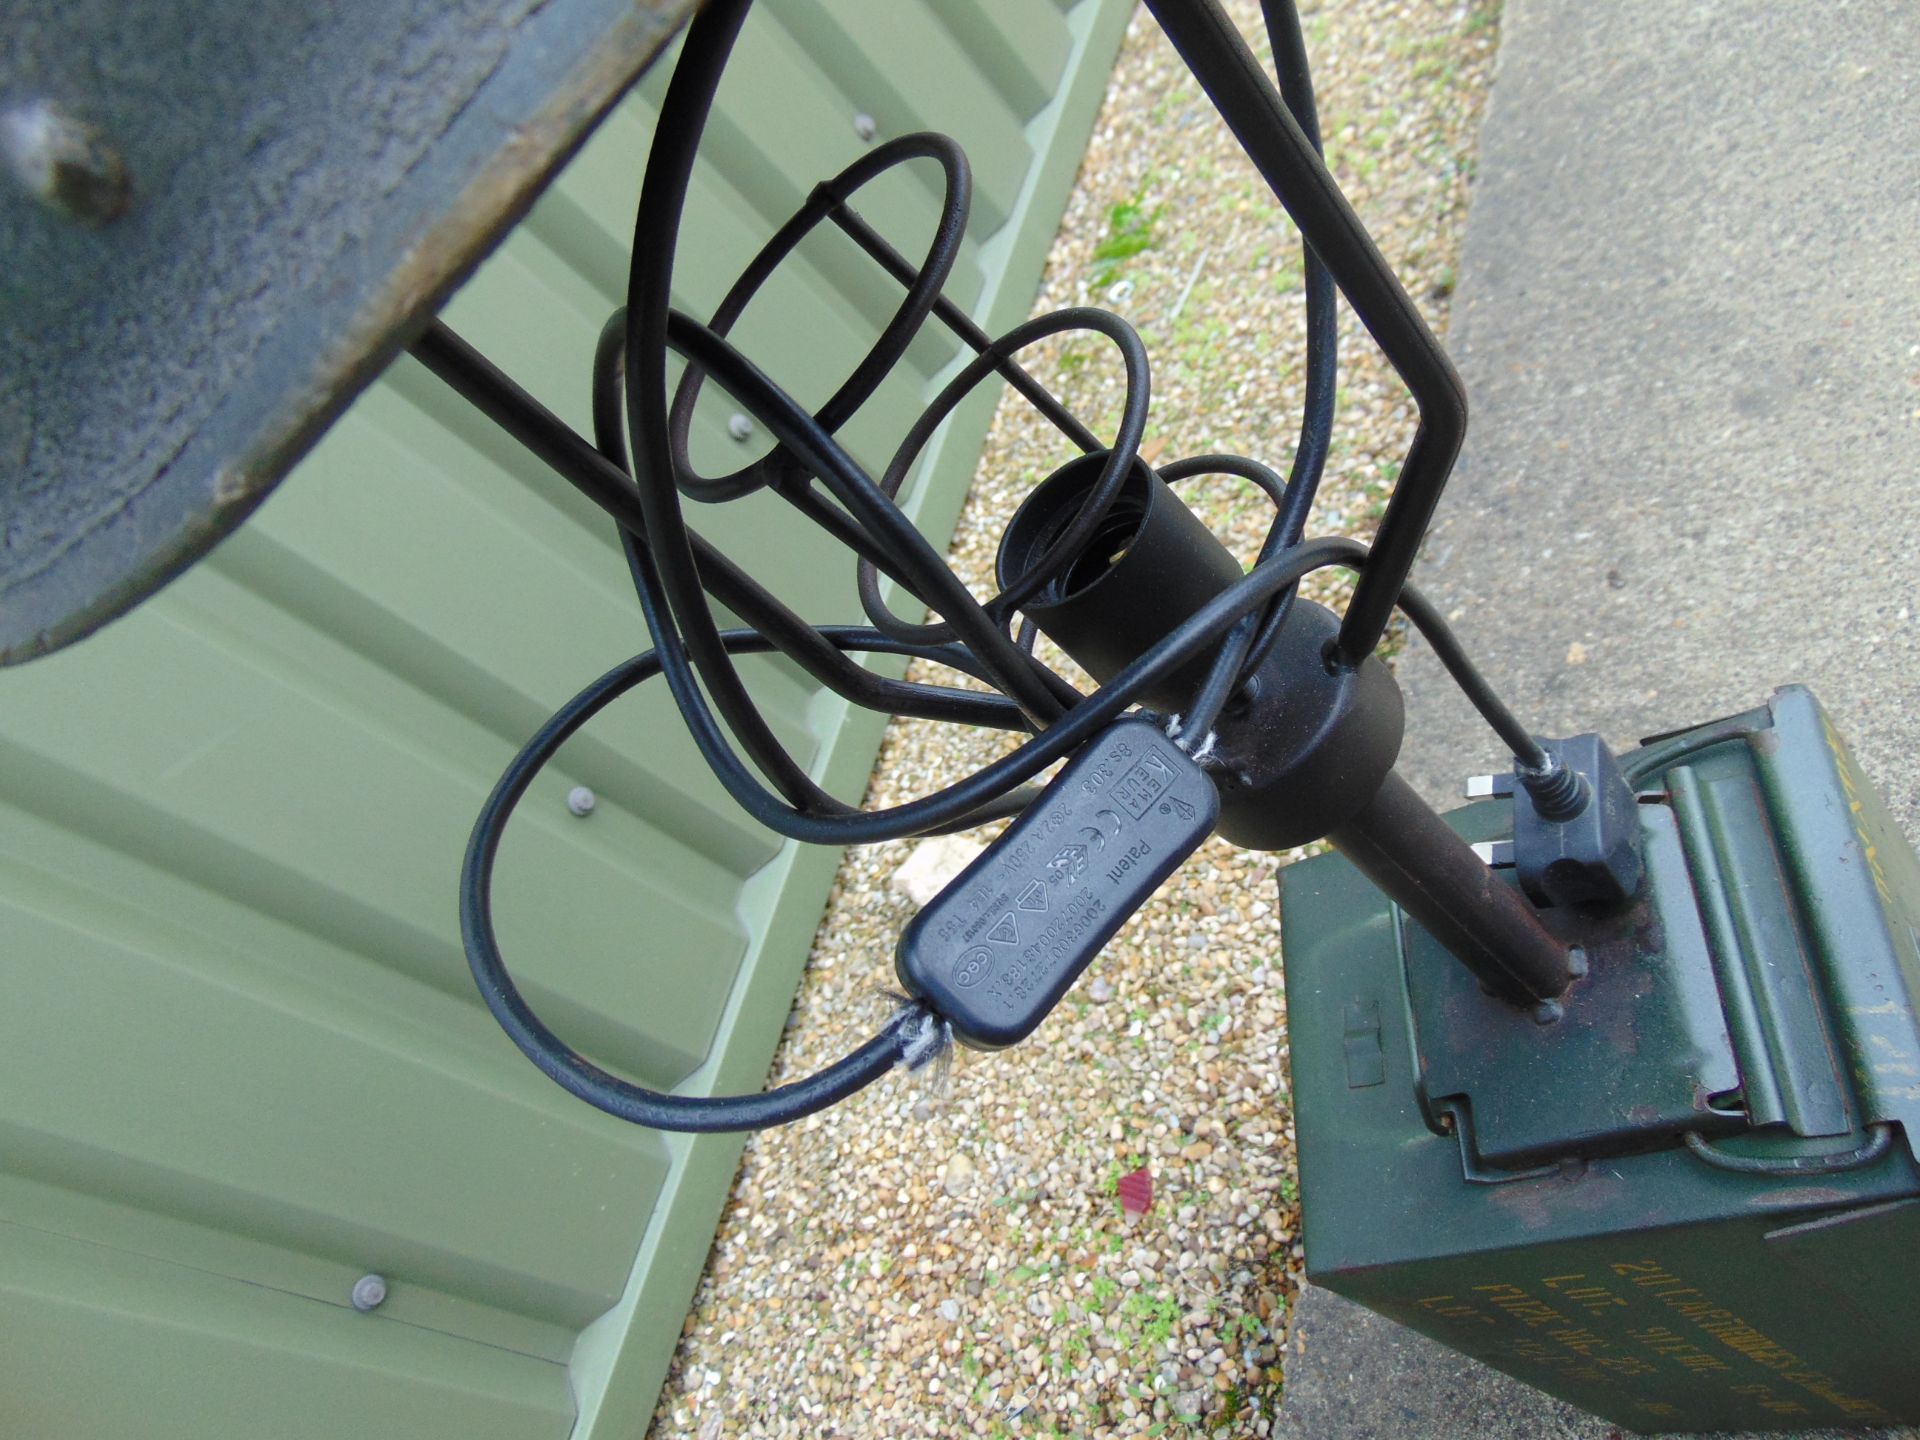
1089, 194, 1165, 285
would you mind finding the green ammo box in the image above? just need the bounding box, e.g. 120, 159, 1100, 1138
1279, 686, 1920, 1433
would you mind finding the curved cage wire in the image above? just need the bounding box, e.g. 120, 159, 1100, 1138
419, 0, 1550, 1131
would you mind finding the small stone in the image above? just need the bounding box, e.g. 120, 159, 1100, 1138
942, 1153, 976, 1198
938, 1299, 962, 1323
1087, 975, 1116, 1004
1566, 640, 1590, 665
891, 836, 984, 906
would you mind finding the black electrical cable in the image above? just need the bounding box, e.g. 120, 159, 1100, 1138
462, 633, 1049, 1138
419, 312, 1014, 736
1395, 582, 1550, 771
462, 544, 1547, 1135
459, 629, 954, 1134
1158, 452, 1289, 511
462, 529, 1373, 1133
625, 0, 1067, 737
430, 0, 1573, 1136
612, 0, 1536, 816
426, 292, 1545, 838
765, 470, 933, 598
829, 204, 1104, 455
621, 0, 867, 820
1238, 0, 1339, 669
587, 313, 1033, 734
566, 539, 1369, 849
667, 311, 1074, 719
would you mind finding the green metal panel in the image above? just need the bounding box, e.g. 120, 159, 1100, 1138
932, 0, 1077, 121
0, 3, 1132, 1436
0, 1224, 575, 1440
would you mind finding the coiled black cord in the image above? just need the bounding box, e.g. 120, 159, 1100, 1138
450, 0, 1554, 1131
461, 539, 1533, 1131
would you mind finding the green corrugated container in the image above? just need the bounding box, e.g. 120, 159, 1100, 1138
0, 3, 1130, 1434
1280, 688, 1920, 1432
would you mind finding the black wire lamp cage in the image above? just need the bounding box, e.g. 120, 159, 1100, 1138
437, 0, 1575, 1130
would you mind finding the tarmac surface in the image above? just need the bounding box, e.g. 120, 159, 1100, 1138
1277, 1, 1920, 1436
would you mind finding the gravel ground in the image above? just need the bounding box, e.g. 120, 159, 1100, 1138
649, 3, 1501, 1435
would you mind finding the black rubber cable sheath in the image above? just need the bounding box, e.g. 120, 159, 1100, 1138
420, 314, 1542, 827
461, 557, 1545, 1133
1237, 0, 1340, 670
522, 539, 1369, 848
1394, 584, 1549, 770
413, 316, 1025, 735
665, 311, 1073, 719
460, 635, 937, 1135
623, 0, 1065, 729
828, 205, 1104, 454
589, 312, 1033, 733
622, 0, 852, 813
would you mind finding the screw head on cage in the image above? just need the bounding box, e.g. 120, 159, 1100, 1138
852, 111, 878, 143
566, 786, 597, 817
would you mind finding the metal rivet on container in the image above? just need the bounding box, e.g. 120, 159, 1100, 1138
567, 785, 597, 817
852, 112, 878, 143
727, 413, 754, 442
1, 100, 132, 225
351, 1274, 389, 1312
